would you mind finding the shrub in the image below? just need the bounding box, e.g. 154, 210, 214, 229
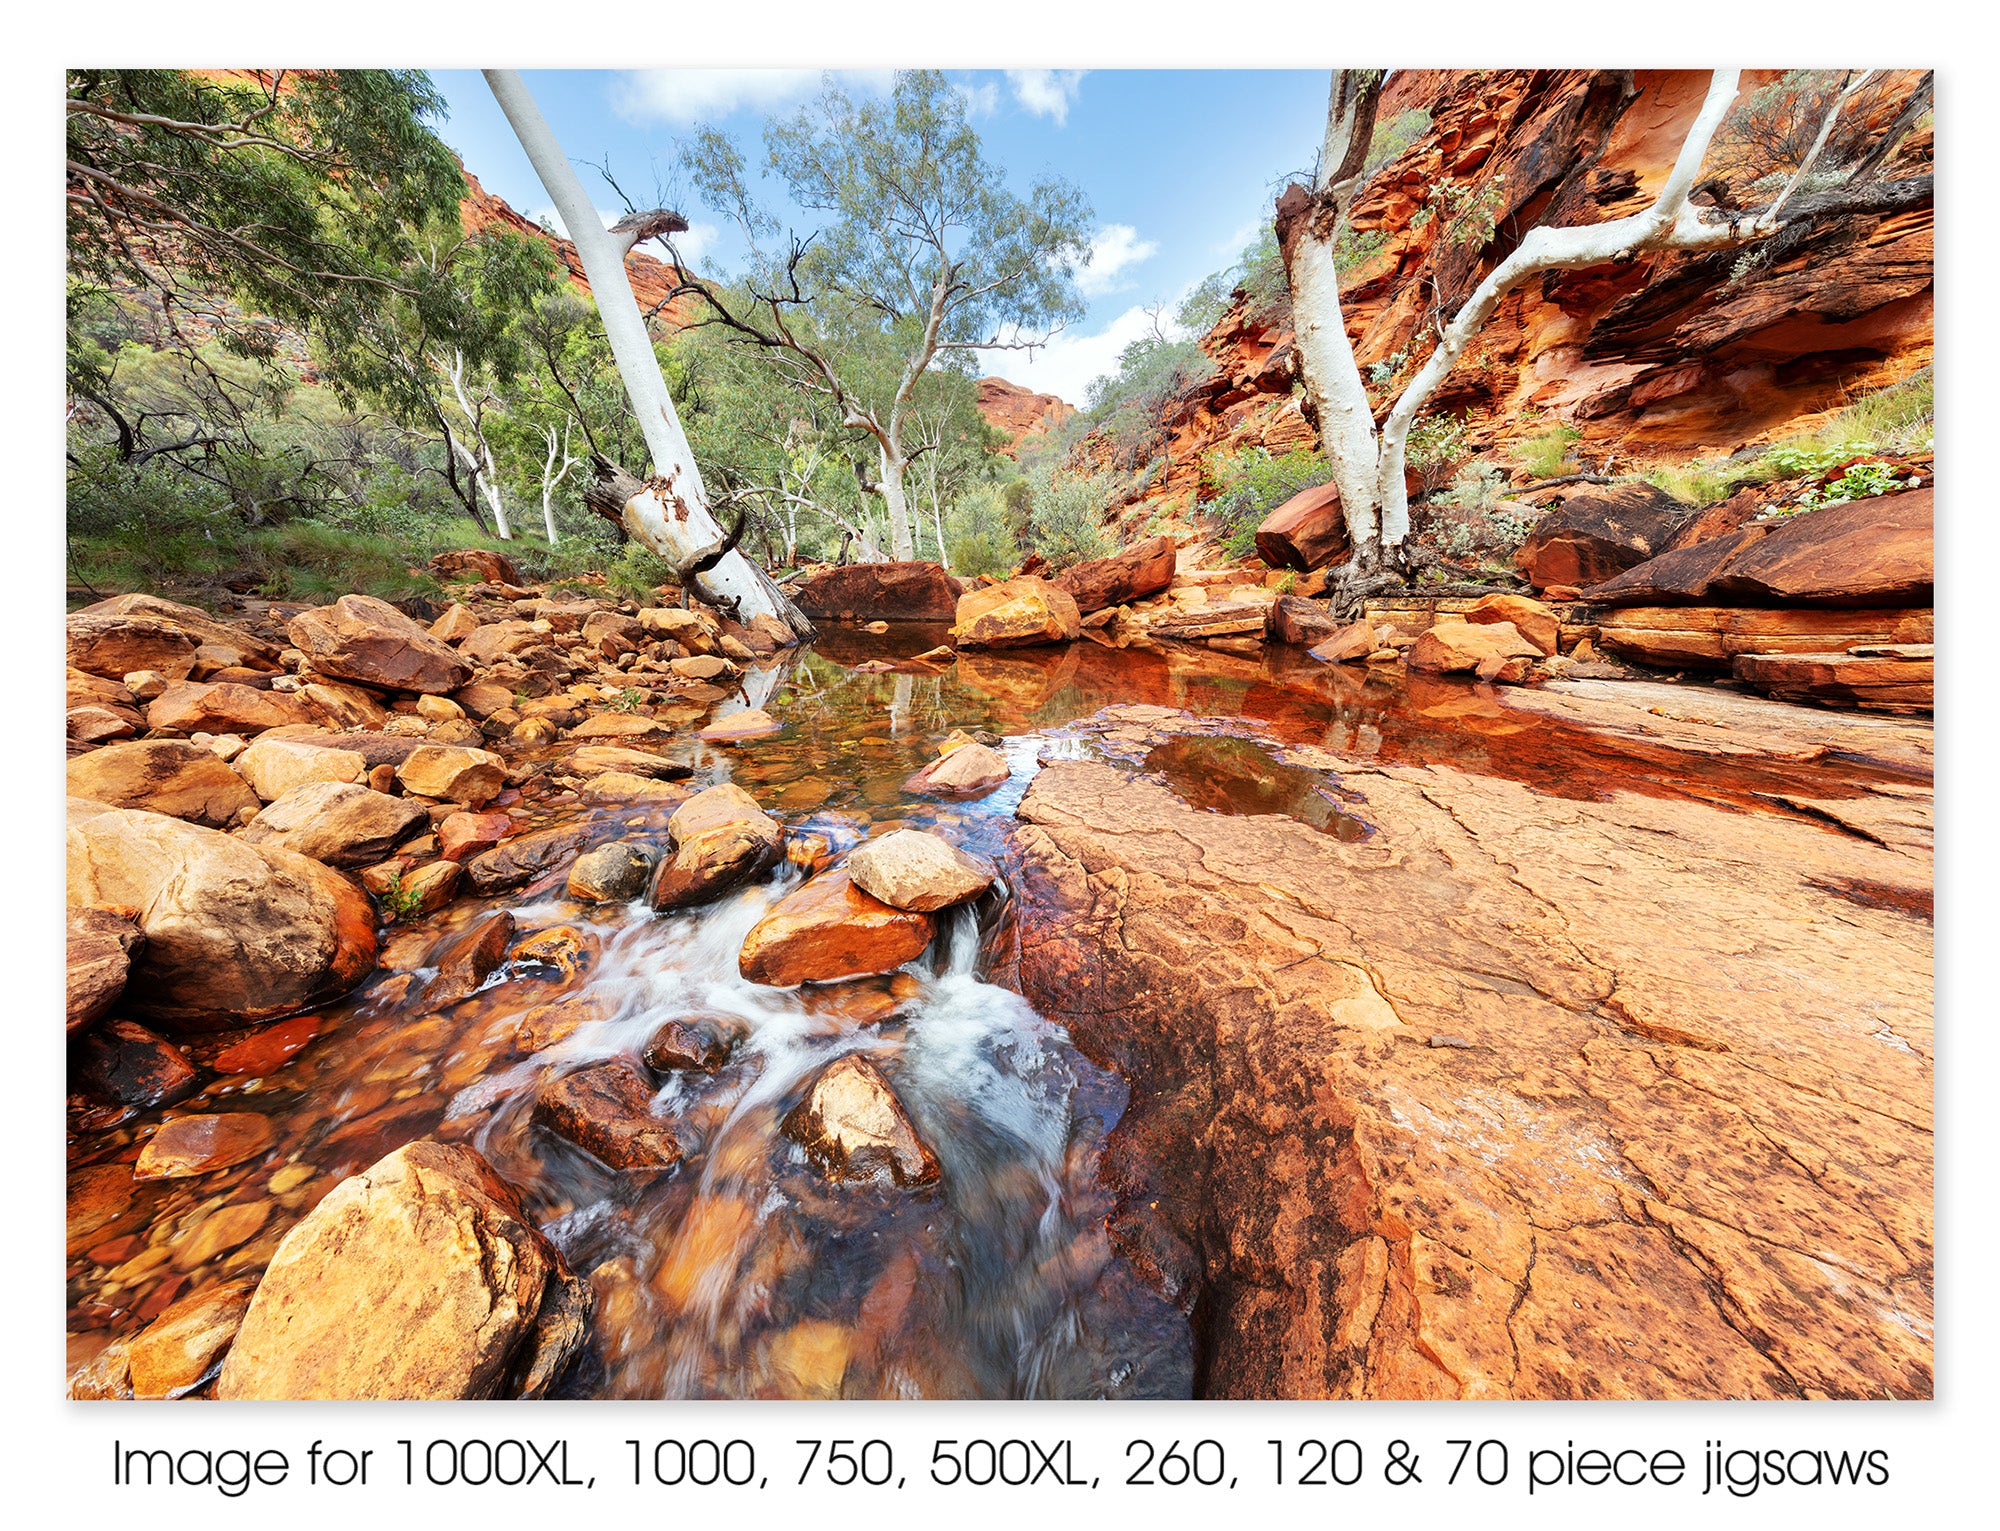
1406, 413, 1469, 494
1201, 447, 1333, 560
1024, 466, 1117, 567
1514, 424, 1581, 481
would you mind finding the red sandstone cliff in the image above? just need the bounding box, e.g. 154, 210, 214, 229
976, 377, 1075, 454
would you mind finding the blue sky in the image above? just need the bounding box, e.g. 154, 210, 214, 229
427, 69, 1329, 406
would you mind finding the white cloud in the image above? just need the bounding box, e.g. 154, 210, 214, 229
1006, 69, 1086, 126
986, 303, 1176, 409
1075, 223, 1159, 297
954, 79, 1000, 117
613, 68, 894, 126
1216, 218, 1261, 259
668, 221, 721, 266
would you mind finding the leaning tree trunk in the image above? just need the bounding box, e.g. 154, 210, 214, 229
483, 69, 813, 639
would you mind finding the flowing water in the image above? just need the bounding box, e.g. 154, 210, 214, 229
66, 625, 1927, 1398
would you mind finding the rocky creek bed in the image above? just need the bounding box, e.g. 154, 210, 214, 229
65, 603, 1932, 1401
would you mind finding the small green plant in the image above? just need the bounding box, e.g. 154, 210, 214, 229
1438, 462, 1509, 512
1276, 570, 1297, 595
377, 875, 423, 923
1407, 412, 1469, 493
1410, 175, 1508, 250
1783, 461, 1925, 514
1645, 457, 1751, 507
1760, 440, 1878, 478
1515, 424, 1582, 481
607, 688, 646, 713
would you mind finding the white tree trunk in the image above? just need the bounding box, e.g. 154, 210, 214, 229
444, 349, 511, 540
1284, 223, 1386, 556
484, 68, 797, 626
877, 444, 916, 561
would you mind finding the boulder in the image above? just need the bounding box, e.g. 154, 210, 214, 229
532, 1061, 684, 1170
453, 681, 516, 719
430, 548, 523, 585
460, 620, 547, 666
1465, 593, 1561, 655
649, 784, 785, 910
638, 606, 718, 650
134, 1112, 276, 1179
67, 904, 145, 1033
386, 859, 462, 920
1267, 595, 1346, 648
670, 654, 736, 681
215, 1141, 589, 1399
1307, 620, 1378, 664
571, 713, 666, 740
739, 868, 936, 987
73, 594, 279, 670
299, 681, 389, 731
68, 705, 136, 744
1050, 536, 1178, 613
1407, 620, 1542, 675
66, 614, 198, 680
287, 594, 474, 695
65, 740, 261, 827
643, 1017, 735, 1073
464, 823, 596, 895
238, 782, 430, 869
698, 709, 783, 743
1708, 489, 1933, 607
1732, 650, 1933, 714
395, 744, 506, 805
904, 741, 1010, 798
438, 810, 513, 862
952, 576, 1081, 649
422, 913, 515, 1009
147, 681, 313, 737
794, 561, 964, 622
1582, 525, 1775, 605
567, 746, 690, 780
845, 829, 996, 913
71, 1017, 198, 1109
127, 1278, 258, 1399
67, 799, 377, 1029
1514, 483, 1689, 589
567, 842, 656, 903
578, 772, 692, 806
1254, 481, 1349, 572
781, 1053, 940, 1187
232, 735, 367, 802
429, 604, 483, 644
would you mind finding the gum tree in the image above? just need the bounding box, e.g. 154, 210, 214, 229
1279, 67, 1933, 608
678, 70, 1093, 562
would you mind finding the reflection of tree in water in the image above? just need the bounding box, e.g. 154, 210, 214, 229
1142, 735, 1374, 841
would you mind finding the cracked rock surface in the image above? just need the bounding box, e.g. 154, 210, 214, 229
1006, 705, 1931, 1399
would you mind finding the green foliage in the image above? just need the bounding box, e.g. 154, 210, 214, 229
1365, 109, 1433, 173
1709, 70, 1902, 183
1082, 319, 1215, 472
1406, 412, 1469, 493
944, 483, 1023, 577
1514, 423, 1581, 481
1643, 457, 1747, 507
1785, 461, 1925, 513
1410, 175, 1507, 251
1438, 462, 1509, 512
1022, 465, 1117, 567
1200, 447, 1333, 559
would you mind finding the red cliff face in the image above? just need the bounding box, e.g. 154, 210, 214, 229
1104, 68, 1932, 514
976, 377, 1074, 454
458, 170, 705, 329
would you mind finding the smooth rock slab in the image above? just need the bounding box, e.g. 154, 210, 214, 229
288, 594, 474, 695
127, 1277, 258, 1399
846, 829, 996, 912
904, 741, 1011, 798
216, 1141, 589, 1399
782, 1053, 940, 1187
739, 869, 935, 987
649, 784, 784, 911
135, 1113, 276, 1179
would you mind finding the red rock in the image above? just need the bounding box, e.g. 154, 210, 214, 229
975, 377, 1073, 452
1708, 489, 1932, 607
71, 1018, 199, 1108
67, 905, 145, 1033
128, 1277, 257, 1399
1732, 650, 1932, 714
1465, 593, 1560, 655
794, 561, 964, 622
1514, 484, 1689, 589
422, 912, 515, 1009
1267, 595, 1346, 647
781, 1053, 940, 1187
1407, 620, 1541, 674
439, 810, 513, 862
135, 1113, 276, 1179
1307, 620, 1380, 664
951, 577, 1081, 649
146, 681, 313, 736
430, 548, 522, 585
904, 741, 1011, 798
532, 1060, 683, 1170
1050, 536, 1178, 613
739, 869, 937, 987
464, 823, 596, 895
642, 1017, 735, 1073
1593, 606, 1931, 669
210, 1013, 321, 1075
288, 594, 474, 695
649, 784, 785, 910
1254, 482, 1349, 572
67, 615, 199, 680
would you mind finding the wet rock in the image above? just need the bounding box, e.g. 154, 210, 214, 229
438, 810, 512, 862
649, 784, 785, 910
952, 576, 1081, 649
1307, 620, 1378, 664
67, 799, 377, 1029
67, 904, 146, 1033
514, 992, 618, 1053
71, 1017, 198, 1108
216, 1141, 589, 1399
567, 842, 655, 902
209, 1012, 320, 1075
511, 924, 595, 981
1515, 483, 1689, 589
237, 781, 430, 869
782, 1053, 940, 1187
739, 868, 936, 987
1407, 619, 1541, 675
287, 594, 474, 695
571, 712, 666, 740
567, 745, 691, 780
795, 560, 963, 622
698, 708, 782, 743
1254, 481, 1349, 572
65, 739, 261, 827
464, 823, 596, 895
1465, 593, 1561, 656
147, 681, 313, 737
579, 771, 692, 805
395, 744, 506, 806
845, 829, 996, 912
1268, 595, 1347, 648
67, 614, 199, 680
422, 912, 514, 1008
532, 1060, 684, 1170
1051, 535, 1178, 614
904, 741, 1011, 798
388, 860, 462, 921
126, 1277, 259, 1398
69, 1163, 147, 1256
135, 1112, 276, 1179
643, 1017, 735, 1074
